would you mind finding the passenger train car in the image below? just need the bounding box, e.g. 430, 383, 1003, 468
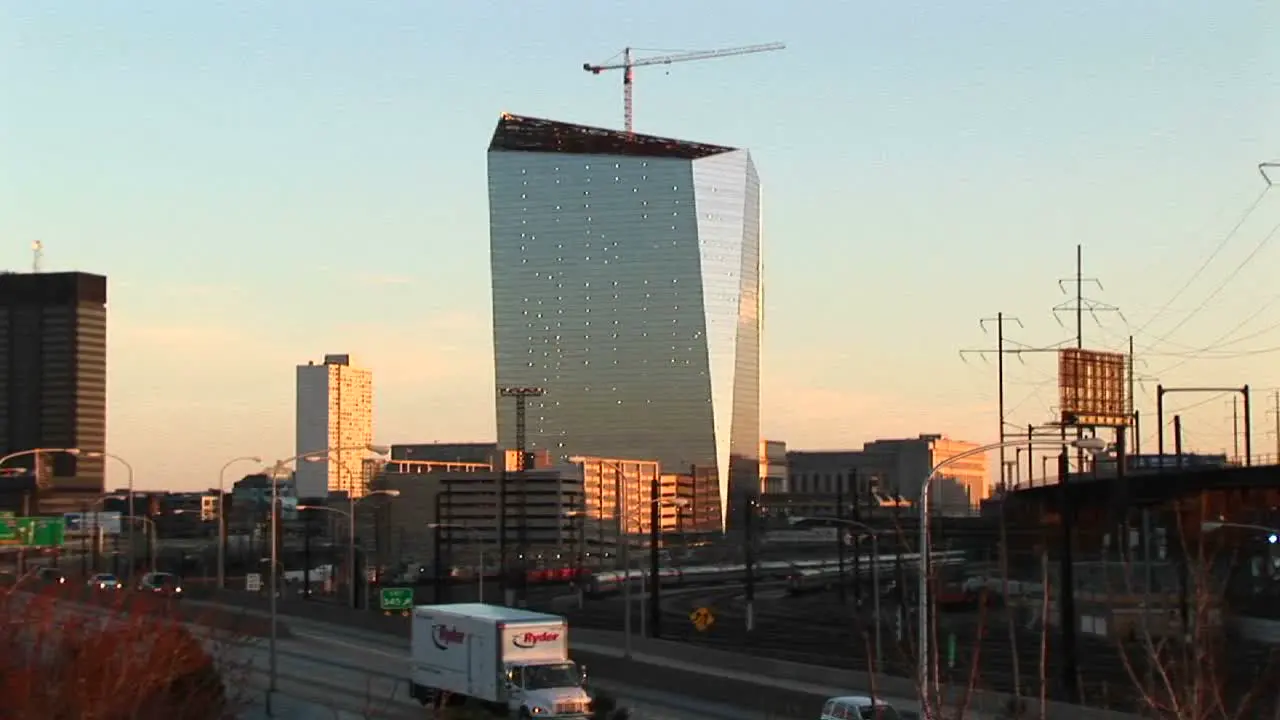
581, 550, 970, 598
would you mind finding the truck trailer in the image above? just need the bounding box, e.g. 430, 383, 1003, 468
410, 603, 593, 718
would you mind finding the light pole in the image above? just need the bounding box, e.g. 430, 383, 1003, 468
0, 448, 80, 514
428, 522, 485, 602
218, 456, 262, 590
827, 517, 885, 669
265, 444, 388, 714
625, 496, 688, 655
302, 452, 394, 607
298, 488, 400, 608
82, 452, 135, 576
915, 435, 1107, 717
126, 515, 158, 574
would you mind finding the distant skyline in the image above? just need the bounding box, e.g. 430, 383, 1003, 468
2, 2, 1278, 490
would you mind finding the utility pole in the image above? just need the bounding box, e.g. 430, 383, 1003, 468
961, 315, 1066, 488
1269, 391, 1280, 461
499, 386, 545, 606
1052, 244, 1123, 475
836, 478, 846, 605
1231, 397, 1241, 462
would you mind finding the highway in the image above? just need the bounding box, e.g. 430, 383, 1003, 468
27, 585, 791, 719
231, 613, 803, 719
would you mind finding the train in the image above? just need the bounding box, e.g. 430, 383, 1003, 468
581, 549, 970, 598
784, 550, 969, 595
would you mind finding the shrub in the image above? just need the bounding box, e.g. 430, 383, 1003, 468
0, 584, 243, 719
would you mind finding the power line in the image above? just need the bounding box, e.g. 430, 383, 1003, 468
1134, 184, 1271, 339
1143, 189, 1280, 354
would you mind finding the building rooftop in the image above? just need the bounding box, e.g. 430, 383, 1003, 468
488, 114, 737, 160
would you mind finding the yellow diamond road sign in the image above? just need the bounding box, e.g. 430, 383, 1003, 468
689, 606, 715, 632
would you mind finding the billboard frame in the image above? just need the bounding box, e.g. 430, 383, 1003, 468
1058, 348, 1130, 428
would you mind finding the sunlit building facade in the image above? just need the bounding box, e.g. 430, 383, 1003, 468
488, 114, 762, 531
295, 354, 374, 499
569, 456, 682, 546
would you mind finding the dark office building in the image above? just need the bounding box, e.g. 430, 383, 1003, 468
0, 272, 107, 515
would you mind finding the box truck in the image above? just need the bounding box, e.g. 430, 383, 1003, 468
409, 603, 593, 718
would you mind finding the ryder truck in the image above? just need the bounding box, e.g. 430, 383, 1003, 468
409, 603, 593, 718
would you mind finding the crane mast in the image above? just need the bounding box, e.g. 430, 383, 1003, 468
583, 42, 785, 134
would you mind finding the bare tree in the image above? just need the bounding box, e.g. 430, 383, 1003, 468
1116, 506, 1280, 720
0, 584, 250, 719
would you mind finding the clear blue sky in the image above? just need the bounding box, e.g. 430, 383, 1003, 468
2, 1, 1278, 490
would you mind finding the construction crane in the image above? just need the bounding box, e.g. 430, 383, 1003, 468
31, 241, 43, 273
583, 42, 785, 134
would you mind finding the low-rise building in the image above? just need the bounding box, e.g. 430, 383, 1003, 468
367, 463, 585, 577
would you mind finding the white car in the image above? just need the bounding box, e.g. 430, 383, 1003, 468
820, 695, 903, 720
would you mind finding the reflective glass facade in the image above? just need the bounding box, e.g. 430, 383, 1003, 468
488, 115, 761, 531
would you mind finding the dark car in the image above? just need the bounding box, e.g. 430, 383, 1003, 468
36, 567, 66, 585
137, 572, 183, 596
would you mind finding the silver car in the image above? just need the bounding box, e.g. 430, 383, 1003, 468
87, 573, 120, 591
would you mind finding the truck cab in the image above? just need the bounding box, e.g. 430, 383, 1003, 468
504, 661, 591, 718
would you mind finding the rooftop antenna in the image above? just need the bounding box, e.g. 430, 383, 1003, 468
31, 241, 43, 273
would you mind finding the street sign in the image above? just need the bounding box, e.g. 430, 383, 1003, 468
18, 517, 64, 547
246, 573, 262, 592
689, 606, 715, 632
0, 517, 65, 547
380, 587, 414, 615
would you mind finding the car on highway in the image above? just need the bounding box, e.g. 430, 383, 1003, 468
36, 567, 66, 585
820, 695, 903, 720
87, 573, 121, 591
137, 572, 183, 596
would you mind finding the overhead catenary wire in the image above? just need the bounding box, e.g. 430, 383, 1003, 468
1143, 197, 1280, 354
1151, 217, 1280, 375
1134, 185, 1271, 341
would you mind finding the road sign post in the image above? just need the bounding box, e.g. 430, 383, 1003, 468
380, 587, 414, 616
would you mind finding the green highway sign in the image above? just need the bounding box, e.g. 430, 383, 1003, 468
21, 518, 65, 547
380, 587, 414, 612
0, 517, 65, 547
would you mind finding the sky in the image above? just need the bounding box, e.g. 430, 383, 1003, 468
2, 2, 1279, 491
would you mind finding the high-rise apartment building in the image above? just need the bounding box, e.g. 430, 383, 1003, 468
0, 272, 107, 514
487, 114, 762, 531
295, 354, 374, 499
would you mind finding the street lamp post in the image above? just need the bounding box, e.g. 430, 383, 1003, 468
217, 456, 262, 591
265, 444, 388, 714
624, 496, 688, 656
828, 517, 884, 670
297, 488, 400, 609
0, 448, 81, 516
127, 516, 159, 574
915, 435, 1107, 717
428, 523, 484, 602
82, 452, 135, 577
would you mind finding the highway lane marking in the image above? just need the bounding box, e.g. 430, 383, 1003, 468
292, 630, 405, 660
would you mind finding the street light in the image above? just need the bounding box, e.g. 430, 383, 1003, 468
916, 435, 1108, 715
428, 522, 484, 602
624, 496, 688, 658
264, 444, 388, 715
0, 448, 80, 514
297, 488, 401, 608
827, 517, 885, 670
217, 456, 263, 590
1202, 521, 1280, 544
81, 452, 135, 577
302, 452, 395, 608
